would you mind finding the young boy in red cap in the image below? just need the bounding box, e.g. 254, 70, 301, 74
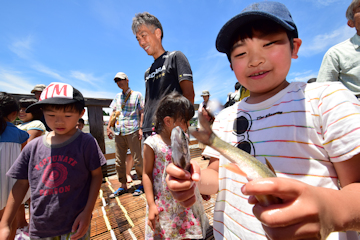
166, 1, 360, 239
0, 82, 106, 239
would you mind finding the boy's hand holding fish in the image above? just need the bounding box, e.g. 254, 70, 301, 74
166, 113, 360, 239
242, 177, 341, 240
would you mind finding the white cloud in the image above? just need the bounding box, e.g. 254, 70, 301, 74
70, 71, 103, 86
0, 68, 35, 94
289, 70, 313, 77
31, 63, 67, 82
300, 25, 354, 56
288, 70, 318, 83
8, 35, 34, 60
80, 88, 117, 99
193, 49, 235, 103
302, 0, 344, 6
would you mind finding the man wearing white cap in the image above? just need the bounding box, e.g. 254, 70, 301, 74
31, 84, 46, 100
197, 90, 221, 150
30, 84, 51, 131
107, 72, 145, 197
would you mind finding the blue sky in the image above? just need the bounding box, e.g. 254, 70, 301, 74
0, 0, 355, 111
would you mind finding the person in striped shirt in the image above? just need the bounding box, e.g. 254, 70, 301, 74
166, 2, 360, 240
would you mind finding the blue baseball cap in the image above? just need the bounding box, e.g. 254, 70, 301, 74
216, 1, 298, 54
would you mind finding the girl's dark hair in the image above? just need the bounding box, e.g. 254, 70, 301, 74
227, 19, 295, 62
154, 92, 195, 134
19, 98, 43, 121
0, 92, 20, 135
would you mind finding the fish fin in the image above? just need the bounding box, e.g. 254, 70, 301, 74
222, 163, 247, 177
265, 158, 277, 176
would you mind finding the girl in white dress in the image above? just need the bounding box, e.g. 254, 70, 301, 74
143, 92, 208, 240
0, 92, 29, 239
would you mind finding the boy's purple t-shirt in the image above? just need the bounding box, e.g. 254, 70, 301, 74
7, 130, 107, 238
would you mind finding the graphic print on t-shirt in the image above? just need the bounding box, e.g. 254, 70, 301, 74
232, 111, 255, 156
42, 163, 68, 188
35, 155, 77, 196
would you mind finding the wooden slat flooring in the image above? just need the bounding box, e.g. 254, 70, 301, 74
90, 147, 216, 240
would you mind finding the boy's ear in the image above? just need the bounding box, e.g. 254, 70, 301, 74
291, 38, 302, 59
230, 63, 233, 71
348, 20, 355, 28
80, 109, 85, 118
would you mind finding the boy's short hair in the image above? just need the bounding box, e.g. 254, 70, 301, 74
216, 1, 298, 59
26, 82, 85, 114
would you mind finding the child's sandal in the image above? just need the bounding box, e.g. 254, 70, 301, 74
132, 185, 144, 196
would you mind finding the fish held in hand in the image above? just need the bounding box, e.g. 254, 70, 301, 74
189, 114, 281, 207
170, 126, 209, 237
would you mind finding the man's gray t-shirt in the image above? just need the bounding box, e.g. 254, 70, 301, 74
7, 130, 106, 238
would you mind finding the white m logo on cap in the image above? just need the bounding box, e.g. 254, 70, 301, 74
40, 82, 74, 100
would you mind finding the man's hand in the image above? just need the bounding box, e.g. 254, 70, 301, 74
107, 127, 114, 139
138, 129, 143, 141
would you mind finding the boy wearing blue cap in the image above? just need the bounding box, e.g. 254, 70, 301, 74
0, 82, 106, 239
166, 1, 360, 239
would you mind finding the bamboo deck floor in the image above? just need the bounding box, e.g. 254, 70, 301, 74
90, 149, 215, 240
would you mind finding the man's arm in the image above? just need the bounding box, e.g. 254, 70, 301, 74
106, 110, 115, 139
317, 50, 340, 82
70, 167, 103, 240
138, 109, 144, 140
180, 80, 195, 104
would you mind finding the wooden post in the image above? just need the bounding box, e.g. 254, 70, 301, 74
87, 105, 106, 153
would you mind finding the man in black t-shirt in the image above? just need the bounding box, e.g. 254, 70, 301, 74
131, 12, 195, 139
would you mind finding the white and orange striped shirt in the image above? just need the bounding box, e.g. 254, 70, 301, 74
203, 82, 360, 240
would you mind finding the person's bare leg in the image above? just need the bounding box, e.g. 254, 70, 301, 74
126, 154, 134, 183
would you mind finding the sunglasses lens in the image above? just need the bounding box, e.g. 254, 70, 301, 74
234, 116, 249, 135
236, 141, 252, 154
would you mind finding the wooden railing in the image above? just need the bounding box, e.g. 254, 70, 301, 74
10, 92, 200, 175
103, 140, 200, 177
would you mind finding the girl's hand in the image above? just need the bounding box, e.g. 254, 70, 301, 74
242, 177, 338, 240
148, 204, 159, 231
166, 162, 201, 208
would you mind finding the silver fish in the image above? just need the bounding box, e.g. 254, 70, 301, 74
171, 126, 209, 238
189, 115, 281, 207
